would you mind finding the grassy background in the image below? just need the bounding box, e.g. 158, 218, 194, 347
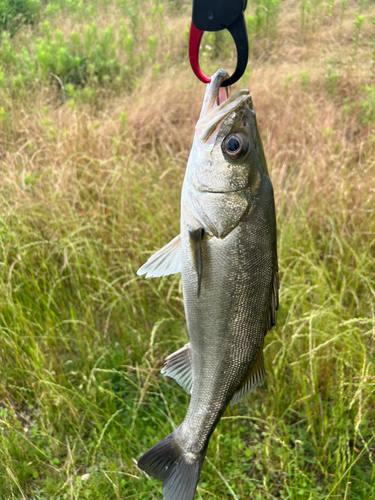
0, 0, 374, 498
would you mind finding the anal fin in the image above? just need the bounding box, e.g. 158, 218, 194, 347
161, 343, 193, 394
230, 348, 266, 406
137, 235, 181, 278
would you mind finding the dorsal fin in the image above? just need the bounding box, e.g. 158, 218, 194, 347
230, 348, 266, 406
137, 235, 181, 278
161, 343, 193, 394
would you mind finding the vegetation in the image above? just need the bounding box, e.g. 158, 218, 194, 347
0, 0, 374, 498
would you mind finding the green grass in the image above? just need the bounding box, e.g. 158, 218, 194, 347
0, 0, 374, 498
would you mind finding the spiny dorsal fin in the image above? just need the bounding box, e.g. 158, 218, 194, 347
230, 348, 266, 406
161, 343, 192, 394
137, 235, 181, 278
189, 228, 204, 297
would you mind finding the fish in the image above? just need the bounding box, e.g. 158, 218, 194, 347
136, 69, 279, 500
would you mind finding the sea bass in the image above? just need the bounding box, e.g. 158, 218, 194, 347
137, 69, 279, 500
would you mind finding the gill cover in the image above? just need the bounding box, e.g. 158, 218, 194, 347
183, 70, 262, 238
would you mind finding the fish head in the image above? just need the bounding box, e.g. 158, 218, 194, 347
189, 69, 268, 195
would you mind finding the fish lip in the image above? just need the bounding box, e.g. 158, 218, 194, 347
195, 89, 251, 142
195, 70, 250, 142
199, 69, 230, 119
199, 89, 250, 125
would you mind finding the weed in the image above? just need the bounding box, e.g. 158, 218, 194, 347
0, 0, 41, 35
254, 0, 280, 39
340, 0, 347, 29
300, 0, 312, 34
326, 63, 339, 96
300, 69, 309, 88
360, 85, 375, 124
353, 13, 364, 57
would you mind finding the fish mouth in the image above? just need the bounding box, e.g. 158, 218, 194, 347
195, 69, 250, 143
198, 69, 230, 119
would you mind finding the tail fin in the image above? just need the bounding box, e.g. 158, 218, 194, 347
138, 429, 206, 500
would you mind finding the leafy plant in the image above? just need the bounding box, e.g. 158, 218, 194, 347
353, 13, 364, 57
360, 85, 375, 124
340, 0, 347, 29
301, 69, 309, 88
254, 0, 280, 39
326, 63, 339, 96
300, 0, 311, 34
0, 0, 41, 35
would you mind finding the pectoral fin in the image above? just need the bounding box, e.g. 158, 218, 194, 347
230, 349, 266, 406
189, 228, 204, 297
265, 263, 279, 335
161, 343, 192, 394
137, 235, 181, 278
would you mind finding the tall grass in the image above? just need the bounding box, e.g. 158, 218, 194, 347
0, 0, 374, 499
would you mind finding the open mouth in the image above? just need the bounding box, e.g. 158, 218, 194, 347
212, 72, 230, 108
198, 69, 230, 120
217, 86, 229, 107
196, 70, 250, 142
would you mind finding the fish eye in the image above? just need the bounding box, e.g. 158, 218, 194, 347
222, 133, 248, 160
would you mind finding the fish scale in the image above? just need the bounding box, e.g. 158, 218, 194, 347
137, 69, 278, 500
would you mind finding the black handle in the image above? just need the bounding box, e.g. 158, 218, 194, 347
192, 0, 246, 32
221, 14, 248, 87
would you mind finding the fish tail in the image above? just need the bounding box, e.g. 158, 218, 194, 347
138, 429, 206, 500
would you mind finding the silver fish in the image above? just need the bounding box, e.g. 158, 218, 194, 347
137, 69, 279, 500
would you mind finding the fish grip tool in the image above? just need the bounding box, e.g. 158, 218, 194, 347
189, 0, 248, 87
